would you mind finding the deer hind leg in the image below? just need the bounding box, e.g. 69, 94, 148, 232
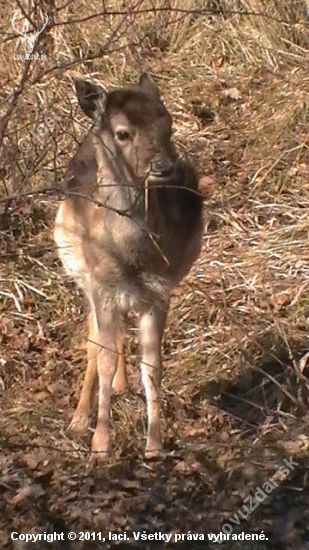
91, 301, 119, 460
68, 311, 98, 434
112, 331, 127, 393
139, 304, 168, 459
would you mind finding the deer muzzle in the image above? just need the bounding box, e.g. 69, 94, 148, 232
149, 154, 174, 179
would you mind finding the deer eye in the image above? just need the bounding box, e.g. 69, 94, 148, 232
115, 129, 131, 142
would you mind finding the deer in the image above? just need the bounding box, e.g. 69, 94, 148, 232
54, 73, 203, 460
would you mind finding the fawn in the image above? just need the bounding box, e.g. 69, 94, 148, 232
54, 73, 203, 459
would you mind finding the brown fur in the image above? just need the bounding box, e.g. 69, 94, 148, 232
54, 73, 203, 459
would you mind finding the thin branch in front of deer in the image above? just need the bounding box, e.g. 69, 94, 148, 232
50, 7, 295, 28
0, 57, 33, 146
144, 175, 149, 223
87, 338, 158, 372
28, 7, 196, 86
0, 180, 203, 206
14, 0, 36, 30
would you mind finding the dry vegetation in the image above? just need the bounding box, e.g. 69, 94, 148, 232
1, 0, 309, 548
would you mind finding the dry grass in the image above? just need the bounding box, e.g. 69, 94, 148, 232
1, 1, 309, 548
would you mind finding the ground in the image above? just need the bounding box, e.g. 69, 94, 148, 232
1, 2, 309, 549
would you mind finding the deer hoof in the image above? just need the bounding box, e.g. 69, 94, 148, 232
144, 447, 164, 460
68, 410, 90, 435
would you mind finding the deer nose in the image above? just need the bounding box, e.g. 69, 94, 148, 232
150, 155, 174, 177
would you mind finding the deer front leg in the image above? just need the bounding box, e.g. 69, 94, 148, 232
68, 311, 98, 434
91, 307, 119, 460
139, 304, 168, 458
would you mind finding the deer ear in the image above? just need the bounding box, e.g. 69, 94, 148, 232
74, 79, 107, 120
138, 73, 160, 99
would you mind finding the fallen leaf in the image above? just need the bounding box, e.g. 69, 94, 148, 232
174, 460, 188, 473
46, 383, 59, 394
174, 459, 203, 474
199, 175, 217, 195
58, 395, 71, 407
223, 87, 242, 100
11, 483, 45, 505
35, 391, 49, 402
121, 479, 141, 490
23, 454, 39, 470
